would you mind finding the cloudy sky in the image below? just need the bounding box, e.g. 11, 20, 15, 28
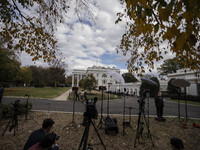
19, 0, 174, 75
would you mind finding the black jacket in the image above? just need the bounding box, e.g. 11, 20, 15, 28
155, 96, 164, 107
23, 128, 58, 150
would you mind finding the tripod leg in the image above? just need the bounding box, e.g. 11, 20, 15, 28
97, 117, 104, 129
78, 126, 87, 150
92, 121, 106, 150
143, 114, 154, 146
2, 117, 12, 136
134, 111, 142, 147
78, 121, 90, 150
28, 114, 40, 125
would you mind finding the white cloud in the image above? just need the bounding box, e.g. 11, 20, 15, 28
19, 0, 175, 77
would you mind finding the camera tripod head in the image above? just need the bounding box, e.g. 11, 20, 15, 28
84, 97, 98, 120
138, 97, 145, 111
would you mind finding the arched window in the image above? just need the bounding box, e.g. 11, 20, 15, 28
102, 74, 107, 78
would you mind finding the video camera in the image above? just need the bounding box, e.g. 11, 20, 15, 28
82, 97, 98, 126
137, 97, 145, 110
84, 97, 98, 120
141, 89, 150, 98
13, 99, 20, 112
13, 99, 20, 107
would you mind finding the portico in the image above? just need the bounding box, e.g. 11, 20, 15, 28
71, 65, 141, 96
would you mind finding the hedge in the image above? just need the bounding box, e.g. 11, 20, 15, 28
171, 95, 200, 102
0, 102, 32, 119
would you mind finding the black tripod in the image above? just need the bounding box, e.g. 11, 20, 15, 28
97, 89, 104, 129
25, 94, 30, 120
122, 92, 131, 135
63, 91, 78, 130
78, 116, 106, 150
24, 94, 39, 125
2, 100, 20, 136
170, 88, 181, 123
134, 98, 154, 147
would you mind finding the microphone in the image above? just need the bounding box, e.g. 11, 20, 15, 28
141, 78, 158, 86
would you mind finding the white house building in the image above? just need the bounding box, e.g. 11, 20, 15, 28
71, 66, 141, 96
167, 69, 200, 96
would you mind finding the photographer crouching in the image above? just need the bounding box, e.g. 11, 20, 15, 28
24, 118, 59, 150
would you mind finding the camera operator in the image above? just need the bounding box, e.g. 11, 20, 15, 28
24, 118, 59, 150
28, 133, 58, 150
154, 92, 165, 121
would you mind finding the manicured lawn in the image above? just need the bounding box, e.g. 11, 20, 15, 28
4, 87, 71, 98
1, 111, 200, 150
165, 98, 200, 106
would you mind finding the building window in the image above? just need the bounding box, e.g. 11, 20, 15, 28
102, 79, 107, 85
102, 74, 107, 78
97, 73, 99, 77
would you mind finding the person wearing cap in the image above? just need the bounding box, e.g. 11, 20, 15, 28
24, 118, 58, 150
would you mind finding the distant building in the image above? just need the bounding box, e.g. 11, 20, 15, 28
167, 69, 200, 96
72, 66, 120, 87
160, 80, 168, 92
71, 66, 141, 96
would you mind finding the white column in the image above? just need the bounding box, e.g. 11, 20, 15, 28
77, 74, 79, 87
72, 73, 74, 87
80, 74, 83, 80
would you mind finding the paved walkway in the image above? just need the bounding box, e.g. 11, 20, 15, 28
54, 89, 72, 101
2, 96, 200, 119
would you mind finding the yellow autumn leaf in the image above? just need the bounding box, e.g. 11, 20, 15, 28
126, 0, 131, 9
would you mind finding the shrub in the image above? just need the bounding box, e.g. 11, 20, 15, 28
35, 83, 45, 88
0, 102, 32, 119
171, 94, 200, 102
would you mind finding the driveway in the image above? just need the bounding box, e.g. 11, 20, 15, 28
2, 96, 200, 119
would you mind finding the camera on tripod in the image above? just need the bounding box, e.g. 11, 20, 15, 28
141, 89, 150, 98
13, 99, 20, 109
137, 97, 145, 106
84, 97, 98, 120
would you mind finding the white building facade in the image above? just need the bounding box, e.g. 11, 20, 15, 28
167, 69, 200, 96
71, 66, 141, 96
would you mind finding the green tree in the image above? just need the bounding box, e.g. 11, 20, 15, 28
47, 67, 66, 87
0, 47, 21, 87
122, 72, 138, 83
47, 59, 67, 87
66, 75, 72, 87
167, 78, 179, 94
79, 74, 97, 92
139, 76, 160, 97
157, 58, 184, 77
116, 0, 200, 75
17, 67, 32, 86
29, 66, 48, 86
0, 0, 96, 62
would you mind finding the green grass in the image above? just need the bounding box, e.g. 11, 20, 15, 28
165, 98, 200, 106
4, 87, 71, 98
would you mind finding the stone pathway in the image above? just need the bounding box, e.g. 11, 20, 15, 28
54, 88, 72, 101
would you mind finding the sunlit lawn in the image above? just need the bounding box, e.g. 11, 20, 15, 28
4, 87, 71, 98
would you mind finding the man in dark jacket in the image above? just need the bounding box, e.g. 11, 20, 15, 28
24, 118, 58, 150
155, 92, 165, 121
